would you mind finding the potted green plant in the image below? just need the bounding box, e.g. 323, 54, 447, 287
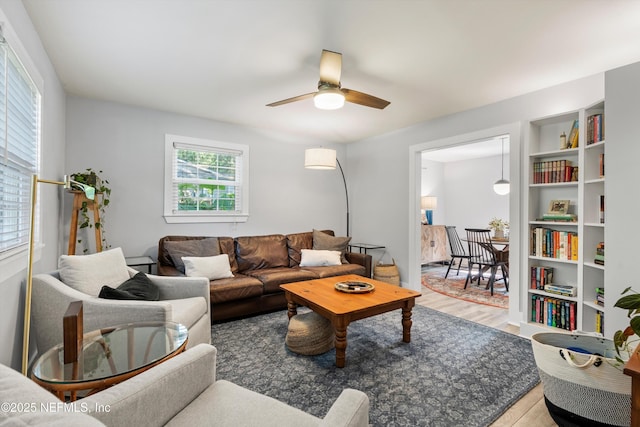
614, 287, 640, 362
488, 217, 509, 238
70, 168, 111, 253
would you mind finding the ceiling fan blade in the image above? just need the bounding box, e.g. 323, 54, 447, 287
342, 88, 390, 109
266, 92, 316, 107
319, 49, 342, 86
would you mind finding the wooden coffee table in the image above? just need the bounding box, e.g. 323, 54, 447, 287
280, 274, 421, 368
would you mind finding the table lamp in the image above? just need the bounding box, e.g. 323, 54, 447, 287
421, 196, 437, 225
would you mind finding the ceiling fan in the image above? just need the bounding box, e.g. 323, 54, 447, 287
266, 49, 390, 110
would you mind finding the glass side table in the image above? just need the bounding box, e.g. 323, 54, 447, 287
31, 321, 188, 401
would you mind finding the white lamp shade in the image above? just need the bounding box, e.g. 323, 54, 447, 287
305, 148, 337, 170
493, 179, 510, 195
421, 196, 437, 210
313, 88, 345, 110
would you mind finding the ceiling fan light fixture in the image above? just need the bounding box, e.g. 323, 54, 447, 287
313, 88, 345, 110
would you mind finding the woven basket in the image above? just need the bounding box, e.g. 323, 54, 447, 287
373, 259, 400, 285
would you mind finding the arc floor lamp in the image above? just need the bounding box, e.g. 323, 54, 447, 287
22, 174, 95, 375
304, 148, 350, 236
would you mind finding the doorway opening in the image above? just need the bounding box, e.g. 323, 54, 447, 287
408, 123, 521, 325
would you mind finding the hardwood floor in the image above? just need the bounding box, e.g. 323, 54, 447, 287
416, 285, 557, 426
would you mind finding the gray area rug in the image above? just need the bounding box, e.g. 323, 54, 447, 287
211, 305, 539, 427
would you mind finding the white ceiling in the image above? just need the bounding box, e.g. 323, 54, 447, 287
22, 0, 640, 144
421, 136, 509, 163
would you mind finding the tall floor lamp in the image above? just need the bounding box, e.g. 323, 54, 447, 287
304, 148, 350, 236
22, 174, 95, 375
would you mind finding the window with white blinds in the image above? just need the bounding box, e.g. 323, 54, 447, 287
0, 36, 41, 254
163, 134, 249, 223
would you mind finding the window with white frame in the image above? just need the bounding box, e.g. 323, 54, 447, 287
0, 34, 41, 255
164, 134, 249, 223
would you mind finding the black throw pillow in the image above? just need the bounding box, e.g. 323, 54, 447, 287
98, 272, 160, 301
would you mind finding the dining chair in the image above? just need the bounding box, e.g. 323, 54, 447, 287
444, 226, 470, 278
464, 228, 509, 295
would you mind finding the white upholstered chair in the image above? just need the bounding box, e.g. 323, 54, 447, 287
30, 247, 211, 358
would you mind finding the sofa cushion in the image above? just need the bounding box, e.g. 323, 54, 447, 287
182, 254, 234, 280
164, 238, 220, 273
165, 379, 320, 427
207, 274, 264, 304
313, 229, 351, 263
98, 272, 160, 300
287, 230, 334, 267
0, 363, 105, 426
218, 237, 239, 273
302, 263, 367, 278
167, 297, 208, 330
244, 267, 319, 294
59, 247, 130, 297
235, 234, 289, 272
299, 249, 342, 267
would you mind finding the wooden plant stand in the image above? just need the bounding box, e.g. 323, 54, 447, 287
68, 190, 102, 255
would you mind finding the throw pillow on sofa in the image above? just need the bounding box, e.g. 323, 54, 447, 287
99, 272, 160, 300
312, 229, 351, 263
165, 238, 220, 273
182, 254, 234, 280
299, 249, 342, 267
59, 247, 130, 296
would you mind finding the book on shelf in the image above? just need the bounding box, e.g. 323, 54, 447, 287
544, 283, 577, 297
531, 294, 577, 331
530, 266, 553, 290
540, 213, 577, 222
587, 113, 605, 145
599, 153, 605, 178
568, 119, 579, 148
594, 242, 605, 265
530, 227, 578, 260
596, 310, 605, 334
532, 160, 576, 184
599, 195, 605, 224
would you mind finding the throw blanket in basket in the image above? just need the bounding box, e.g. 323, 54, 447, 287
531, 332, 631, 427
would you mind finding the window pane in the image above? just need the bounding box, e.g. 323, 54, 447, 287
0, 41, 40, 254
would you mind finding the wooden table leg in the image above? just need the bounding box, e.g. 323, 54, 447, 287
332, 316, 349, 368
402, 304, 414, 343
286, 300, 297, 319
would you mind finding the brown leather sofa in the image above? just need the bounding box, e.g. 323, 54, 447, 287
158, 230, 372, 322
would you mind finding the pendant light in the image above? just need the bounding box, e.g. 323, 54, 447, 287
493, 137, 510, 195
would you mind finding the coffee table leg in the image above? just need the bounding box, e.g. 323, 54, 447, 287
402, 306, 413, 343
286, 301, 298, 319
335, 326, 347, 368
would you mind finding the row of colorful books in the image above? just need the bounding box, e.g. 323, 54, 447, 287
586, 113, 604, 145
532, 160, 577, 184
530, 227, 578, 260
531, 295, 577, 331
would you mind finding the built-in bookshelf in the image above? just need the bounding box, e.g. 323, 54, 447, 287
521, 101, 606, 337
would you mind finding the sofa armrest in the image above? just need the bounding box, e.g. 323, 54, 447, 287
83, 344, 217, 427
345, 252, 372, 277
320, 388, 370, 427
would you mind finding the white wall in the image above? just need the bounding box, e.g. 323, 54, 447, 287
422, 154, 510, 233
0, 1, 67, 369
65, 97, 347, 260
603, 62, 640, 337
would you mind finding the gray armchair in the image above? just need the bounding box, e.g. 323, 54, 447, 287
0, 344, 369, 427
31, 268, 211, 357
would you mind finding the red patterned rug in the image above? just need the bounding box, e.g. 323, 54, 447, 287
421, 264, 509, 309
